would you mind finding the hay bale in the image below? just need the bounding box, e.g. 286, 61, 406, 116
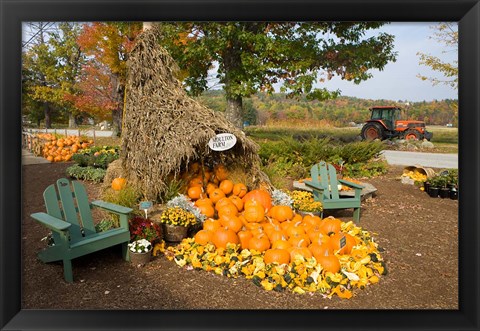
120, 25, 270, 201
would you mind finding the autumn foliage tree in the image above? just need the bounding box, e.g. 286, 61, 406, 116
76, 22, 142, 135
157, 22, 397, 128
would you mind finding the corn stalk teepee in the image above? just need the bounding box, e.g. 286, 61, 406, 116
105, 24, 270, 201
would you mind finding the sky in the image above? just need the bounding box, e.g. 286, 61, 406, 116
320, 22, 458, 102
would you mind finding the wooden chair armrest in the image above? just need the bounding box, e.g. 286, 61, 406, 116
31, 212, 71, 232
91, 200, 133, 215
338, 179, 364, 190
303, 180, 327, 191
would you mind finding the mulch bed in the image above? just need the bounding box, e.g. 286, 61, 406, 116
21, 162, 458, 309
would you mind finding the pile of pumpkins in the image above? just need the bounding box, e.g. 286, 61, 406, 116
161, 163, 386, 298
36, 133, 93, 162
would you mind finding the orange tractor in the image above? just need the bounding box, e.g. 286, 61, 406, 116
361, 106, 433, 141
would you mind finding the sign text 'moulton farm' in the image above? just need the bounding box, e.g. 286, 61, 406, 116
208, 133, 237, 151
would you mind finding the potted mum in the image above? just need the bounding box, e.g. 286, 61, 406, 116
288, 190, 323, 216
160, 206, 198, 242
128, 238, 153, 266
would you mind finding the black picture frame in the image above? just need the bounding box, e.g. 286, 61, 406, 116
1, 0, 478, 330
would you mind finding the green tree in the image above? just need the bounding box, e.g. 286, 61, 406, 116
22, 23, 86, 128
417, 23, 458, 89
22, 22, 58, 128
157, 22, 397, 128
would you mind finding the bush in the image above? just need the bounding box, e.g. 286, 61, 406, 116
72, 145, 119, 169
66, 165, 107, 183
258, 137, 387, 182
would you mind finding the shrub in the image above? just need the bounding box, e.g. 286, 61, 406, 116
66, 165, 107, 183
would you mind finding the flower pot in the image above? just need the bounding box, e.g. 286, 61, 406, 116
162, 224, 189, 242
450, 188, 458, 200
439, 187, 450, 199
428, 187, 439, 198
423, 181, 430, 194
129, 247, 152, 266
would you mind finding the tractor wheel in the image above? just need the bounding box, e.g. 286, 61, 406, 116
361, 122, 385, 141
403, 130, 421, 141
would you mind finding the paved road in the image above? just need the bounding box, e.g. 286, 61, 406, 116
381, 150, 458, 169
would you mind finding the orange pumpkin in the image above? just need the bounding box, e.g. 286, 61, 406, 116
330, 232, 357, 255
264, 248, 290, 265
211, 228, 239, 249
219, 215, 243, 233
187, 186, 204, 200
237, 230, 253, 250
196, 203, 215, 218
217, 203, 239, 218
232, 183, 248, 198
272, 239, 292, 250
228, 195, 244, 212
206, 183, 218, 195
194, 229, 213, 245
195, 197, 214, 207
219, 179, 234, 195
289, 246, 312, 261
320, 217, 342, 235
111, 177, 126, 191
309, 242, 333, 259
242, 189, 272, 210
243, 203, 265, 223
316, 251, 341, 273
209, 188, 226, 204
203, 218, 222, 232
269, 205, 294, 222
248, 234, 271, 252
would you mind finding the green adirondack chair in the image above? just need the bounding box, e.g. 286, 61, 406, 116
31, 178, 133, 282
303, 161, 364, 222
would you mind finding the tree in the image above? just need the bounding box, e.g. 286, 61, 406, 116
22, 23, 86, 128
22, 22, 58, 128
156, 22, 397, 128
417, 23, 458, 89
76, 22, 142, 135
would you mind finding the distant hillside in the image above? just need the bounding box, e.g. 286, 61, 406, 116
195, 90, 458, 127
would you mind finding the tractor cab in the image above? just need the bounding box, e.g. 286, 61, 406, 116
361, 106, 433, 141
369, 106, 401, 131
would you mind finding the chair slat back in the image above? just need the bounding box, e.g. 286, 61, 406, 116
72, 180, 96, 236
326, 163, 340, 200
46, 178, 83, 242
43, 184, 64, 244
311, 161, 340, 200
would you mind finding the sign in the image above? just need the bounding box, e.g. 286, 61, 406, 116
208, 133, 237, 151
139, 201, 153, 210
139, 201, 153, 219
339, 235, 347, 249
